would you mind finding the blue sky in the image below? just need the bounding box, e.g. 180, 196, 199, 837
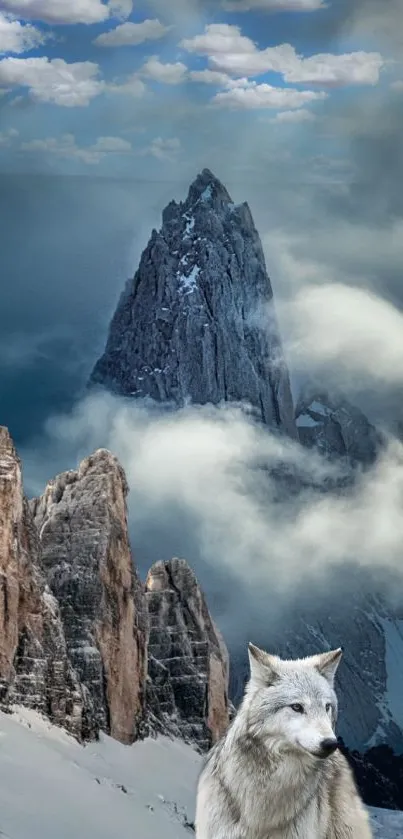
0, 0, 401, 177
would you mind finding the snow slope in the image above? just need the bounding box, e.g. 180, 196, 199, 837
0, 708, 401, 839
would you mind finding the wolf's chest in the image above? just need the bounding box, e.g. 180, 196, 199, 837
242, 768, 328, 839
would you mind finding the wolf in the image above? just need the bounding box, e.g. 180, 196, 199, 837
196, 643, 372, 839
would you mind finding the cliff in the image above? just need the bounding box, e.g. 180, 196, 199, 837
145, 558, 229, 751
30, 449, 148, 744
0, 426, 89, 739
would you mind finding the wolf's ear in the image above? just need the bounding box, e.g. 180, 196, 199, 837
314, 648, 343, 685
248, 642, 279, 687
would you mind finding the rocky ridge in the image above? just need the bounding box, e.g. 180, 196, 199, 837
0, 426, 229, 752
90, 168, 297, 438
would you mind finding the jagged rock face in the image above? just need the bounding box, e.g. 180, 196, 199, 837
145, 558, 229, 751
0, 427, 88, 739
90, 168, 297, 439
296, 390, 381, 465
30, 449, 148, 745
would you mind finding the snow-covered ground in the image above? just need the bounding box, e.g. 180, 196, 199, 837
0, 708, 401, 839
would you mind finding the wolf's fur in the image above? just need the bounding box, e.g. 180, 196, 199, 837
196, 644, 372, 839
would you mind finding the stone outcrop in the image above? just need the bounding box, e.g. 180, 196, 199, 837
0, 426, 88, 739
296, 389, 382, 466
145, 558, 229, 751
90, 168, 297, 439
30, 449, 148, 744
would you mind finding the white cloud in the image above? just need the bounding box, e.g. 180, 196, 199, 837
0, 125, 18, 145
140, 56, 187, 85
94, 18, 169, 48
0, 0, 132, 24
214, 80, 326, 110
273, 107, 315, 122
182, 24, 384, 87
281, 283, 403, 387
143, 136, 181, 161
223, 0, 326, 10
0, 11, 44, 53
181, 24, 255, 58
0, 56, 103, 105
24, 393, 403, 597
107, 0, 132, 18
391, 79, 403, 90
106, 73, 146, 97
21, 132, 132, 164
189, 68, 231, 85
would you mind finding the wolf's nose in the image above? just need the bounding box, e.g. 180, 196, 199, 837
320, 738, 338, 756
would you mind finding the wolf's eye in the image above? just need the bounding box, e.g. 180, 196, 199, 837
326, 703, 332, 713
290, 703, 304, 714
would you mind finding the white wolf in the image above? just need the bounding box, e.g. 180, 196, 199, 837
196, 643, 372, 839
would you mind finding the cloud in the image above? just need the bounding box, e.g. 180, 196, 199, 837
273, 107, 316, 122
181, 24, 384, 87
0, 125, 18, 145
0, 56, 103, 105
391, 80, 403, 91
23, 393, 403, 608
21, 133, 132, 164
140, 56, 187, 85
0, 0, 129, 24
223, 0, 326, 9
189, 69, 232, 85
142, 136, 181, 161
107, 0, 132, 18
281, 283, 403, 388
106, 73, 146, 97
0, 11, 45, 54
214, 79, 326, 110
94, 18, 170, 48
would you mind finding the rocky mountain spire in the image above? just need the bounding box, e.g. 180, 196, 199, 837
90, 169, 297, 438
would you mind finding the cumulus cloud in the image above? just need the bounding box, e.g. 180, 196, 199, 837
21, 133, 132, 164
281, 283, 403, 388
189, 69, 232, 85
181, 24, 384, 87
140, 56, 188, 85
94, 18, 170, 48
0, 56, 103, 106
273, 108, 316, 122
0, 11, 45, 54
142, 136, 181, 161
0, 125, 18, 145
0, 0, 130, 24
214, 79, 326, 110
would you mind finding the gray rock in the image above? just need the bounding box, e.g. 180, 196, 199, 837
0, 426, 90, 739
145, 558, 229, 751
30, 449, 149, 744
90, 168, 297, 438
296, 390, 382, 466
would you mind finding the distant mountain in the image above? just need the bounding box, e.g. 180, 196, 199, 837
90, 168, 297, 438
296, 388, 382, 466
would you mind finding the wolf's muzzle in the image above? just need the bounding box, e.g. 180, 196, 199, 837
315, 738, 339, 759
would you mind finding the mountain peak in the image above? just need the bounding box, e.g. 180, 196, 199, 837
90, 170, 297, 437
185, 168, 233, 209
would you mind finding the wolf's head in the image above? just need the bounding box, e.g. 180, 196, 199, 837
244, 643, 343, 760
